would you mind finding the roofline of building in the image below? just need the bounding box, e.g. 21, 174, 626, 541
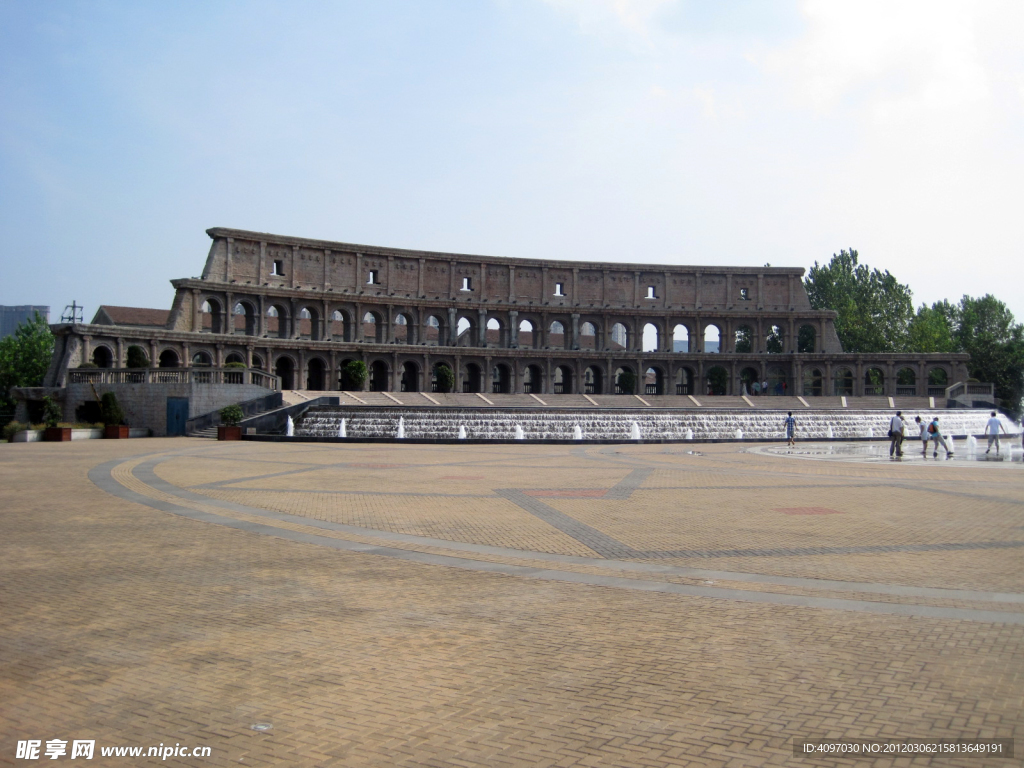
205, 227, 807, 276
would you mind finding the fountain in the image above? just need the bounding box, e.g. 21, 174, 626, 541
290, 405, 1012, 444
966, 435, 978, 455
286, 416, 295, 437
458, 425, 467, 440
735, 428, 743, 440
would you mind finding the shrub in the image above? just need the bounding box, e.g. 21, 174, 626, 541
42, 396, 62, 428
3, 420, 27, 442
100, 392, 126, 426
77, 362, 98, 369
616, 370, 636, 395
341, 360, 368, 390
220, 404, 244, 427
224, 361, 246, 369
435, 364, 455, 393
125, 345, 149, 369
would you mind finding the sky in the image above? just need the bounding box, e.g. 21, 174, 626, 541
1, 0, 1023, 324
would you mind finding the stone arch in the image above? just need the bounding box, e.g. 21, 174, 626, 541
548, 320, 566, 349
92, 345, 114, 368
266, 303, 289, 339
400, 360, 419, 392
329, 309, 350, 342
675, 366, 695, 395
766, 324, 784, 354
614, 365, 635, 394
518, 318, 538, 349
456, 315, 476, 347
579, 321, 598, 351
798, 324, 816, 353
767, 365, 788, 395
553, 364, 573, 394
486, 317, 506, 347
303, 306, 324, 341
251, 354, 264, 370
833, 367, 854, 396
432, 361, 455, 393
522, 363, 543, 394
671, 324, 690, 354
584, 365, 603, 395
705, 365, 728, 395
424, 314, 445, 346
191, 350, 213, 367
274, 355, 296, 390
200, 297, 225, 334
233, 300, 258, 336
610, 322, 629, 351
393, 312, 412, 344
896, 367, 917, 395
369, 360, 389, 391
158, 348, 180, 368
642, 322, 660, 353
734, 325, 754, 354
224, 352, 245, 365
644, 365, 666, 395
739, 366, 759, 395
703, 323, 721, 353
802, 367, 823, 397
363, 311, 383, 343
927, 366, 949, 395
865, 367, 885, 396
306, 357, 327, 391
463, 362, 483, 393
491, 363, 512, 394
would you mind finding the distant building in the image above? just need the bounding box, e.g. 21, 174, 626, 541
1, 305, 49, 339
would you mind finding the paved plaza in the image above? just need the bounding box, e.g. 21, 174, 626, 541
1, 437, 1022, 766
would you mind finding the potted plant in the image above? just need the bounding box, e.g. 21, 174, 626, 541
41, 396, 71, 441
101, 392, 130, 439
218, 404, 244, 441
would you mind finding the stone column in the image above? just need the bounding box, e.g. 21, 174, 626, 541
418, 258, 425, 297
571, 313, 580, 351
191, 289, 201, 332
447, 307, 457, 346
509, 310, 519, 348
478, 308, 488, 347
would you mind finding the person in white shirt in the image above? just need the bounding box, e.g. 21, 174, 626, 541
985, 411, 1007, 455
888, 411, 905, 459
914, 416, 928, 457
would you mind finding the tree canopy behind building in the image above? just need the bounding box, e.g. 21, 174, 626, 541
0, 312, 54, 412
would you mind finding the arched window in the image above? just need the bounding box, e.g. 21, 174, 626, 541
393, 313, 410, 344
705, 365, 728, 395
610, 323, 629, 350
766, 324, 784, 354
486, 317, 505, 347
519, 319, 536, 349
553, 365, 573, 394
798, 324, 816, 353
584, 366, 603, 395
896, 367, 916, 395
734, 325, 753, 354
672, 324, 689, 353
802, 368, 823, 397
580, 322, 597, 351
456, 316, 474, 347
703, 324, 721, 353
642, 323, 659, 352
865, 367, 885, 396
833, 368, 854, 396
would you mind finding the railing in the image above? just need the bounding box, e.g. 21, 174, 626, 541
645, 384, 659, 395
676, 384, 690, 395
895, 386, 917, 396
553, 383, 565, 394
927, 386, 946, 397
584, 383, 596, 394
946, 381, 995, 402
68, 367, 280, 390
492, 383, 503, 394
864, 385, 884, 396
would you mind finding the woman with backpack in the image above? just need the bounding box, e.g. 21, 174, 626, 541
928, 417, 954, 459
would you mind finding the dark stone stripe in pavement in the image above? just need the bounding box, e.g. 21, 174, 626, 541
86, 457, 1024, 625
494, 489, 639, 559
602, 468, 654, 500
633, 540, 1024, 560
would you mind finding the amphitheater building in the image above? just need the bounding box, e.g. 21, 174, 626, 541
44, 227, 969, 405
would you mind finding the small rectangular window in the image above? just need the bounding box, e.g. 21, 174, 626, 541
646, 286, 657, 299
271, 260, 284, 276
367, 270, 379, 285
554, 282, 565, 297
739, 288, 750, 300
461, 277, 473, 291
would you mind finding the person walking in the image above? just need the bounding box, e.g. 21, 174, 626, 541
927, 416, 954, 459
752, 380, 761, 396
784, 411, 796, 447
762, 379, 768, 397
914, 415, 928, 457
985, 411, 1007, 455
889, 411, 905, 459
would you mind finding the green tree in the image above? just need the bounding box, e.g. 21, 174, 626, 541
340, 360, 368, 390
804, 249, 913, 353
907, 300, 957, 353
954, 295, 1024, 410
434, 363, 455, 393
0, 312, 54, 410
616, 369, 636, 394
125, 345, 149, 368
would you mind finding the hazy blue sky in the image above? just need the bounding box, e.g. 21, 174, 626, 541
2, 1, 1022, 323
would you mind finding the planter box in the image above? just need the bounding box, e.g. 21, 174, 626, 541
104, 425, 130, 439
43, 427, 72, 442
218, 426, 243, 441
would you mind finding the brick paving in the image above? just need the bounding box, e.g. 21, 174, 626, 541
1, 438, 1022, 767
